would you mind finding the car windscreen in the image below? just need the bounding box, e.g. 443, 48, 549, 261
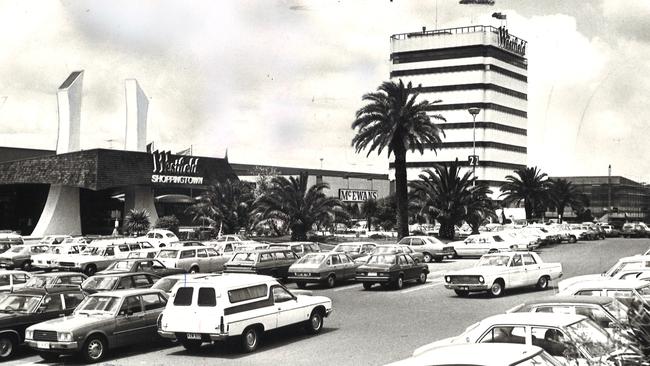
297, 254, 326, 264
81, 247, 103, 256
477, 255, 510, 266
565, 318, 614, 358
75, 295, 121, 314
24, 276, 55, 288
152, 278, 180, 293
83, 277, 119, 290
373, 247, 397, 254
334, 245, 360, 253
0, 294, 41, 313
157, 250, 179, 259
9, 246, 24, 253
367, 255, 396, 265
107, 261, 133, 270
30, 245, 50, 254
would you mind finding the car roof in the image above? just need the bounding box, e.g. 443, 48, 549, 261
519, 295, 615, 306
160, 246, 206, 250
564, 279, 649, 290
158, 273, 217, 280
175, 273, 276, 288
91, 288, 167, 297
14, 286, 83, 295
0, 270, 30, 275
31, 272, 85, 278
396, 344, 545, 366
90, 272, 161, 279
479, 312, 585, 327
239, 248, 293, 254
618, 255, 650, 262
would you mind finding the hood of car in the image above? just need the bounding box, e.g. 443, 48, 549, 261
28, 313, 112, 332
558, 273, 604, 292
0, 311, 23, 324
448, 266, 511, 276
412, 336, 461, 357
0, 252, 22, 260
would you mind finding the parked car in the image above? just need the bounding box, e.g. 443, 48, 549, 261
53, 239, 154, 275
150, 273, 216, 294
558, 254, 650, 292
224, 248, 299, 279
507, 295, 630, 336
156, 246, 227, 273
443, 252, 563, 297
31, 243, 86, 270
0, 244, 50, 270
448, 233, 517, 258
0, 271, 32, 293
25, 288, 169, 362
549, 223, 578, 243
126, 248, 159, 259
157, 274, 332, 353
557, 279, 650, 307
142, 229, 179, 247
81, 272, 161, 294
621, 222, 650, 238
24, 272, 87, 289
356, 253, 429, 290
331, 242, 377, 260
413, 313, 617, 364
37, 235, 72, 245
268, 242, 322, 257
0, 286, 86, 360
386, 343, 562, 366
0, 232, 23, 254
354, 245, 425, 264
98, 258, 186, 277
288, 252, 358, 288
397, 236, 455, 263
169, 241, 205, 247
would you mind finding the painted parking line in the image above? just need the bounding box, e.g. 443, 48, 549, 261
333, 283, 363, 292
400, 280, 444, 294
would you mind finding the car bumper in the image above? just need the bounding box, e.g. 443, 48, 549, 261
355, 275, 392, 283
288, 274, 325, 283
26, 340, 79, 352
158, 330, 229, 341
444, 284, 489, 291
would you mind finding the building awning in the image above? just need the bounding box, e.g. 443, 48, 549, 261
155, 194, 196, 204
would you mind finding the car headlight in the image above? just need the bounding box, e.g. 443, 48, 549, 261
57, 332, 73, 342
445, 276, 451, 283
25, 329, 33, 340
478, 276, 485, 283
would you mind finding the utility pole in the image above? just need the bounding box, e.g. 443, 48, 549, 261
468, 107, 481, 186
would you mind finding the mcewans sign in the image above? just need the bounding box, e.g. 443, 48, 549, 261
339, 189, 378, 202
151, 150, 204, 184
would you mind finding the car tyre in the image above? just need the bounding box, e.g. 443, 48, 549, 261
181, 339, 202, 352
84, 264, 97, 277
305, 310, 323, 335
296, 282, 307, 289
362, 282, 373, 290
569, 236, 577, 243
0, 335, 16, 360
21, 260, 32, 271
82, 335, 107, 363
241, 326, 260, 353
326, 275, 336, 288
422, 253, 433, 263
490, 281, 504, 297
451, 250, 458, 259
38, 352, 60, 362
433, 256, 443, 263
189, 266, 200, 274
394, 275, 404, 290
417, 271, 427, 284
536, 276, 549, 290
454, 289, 469, 297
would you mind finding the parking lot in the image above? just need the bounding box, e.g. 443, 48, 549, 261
4, 237, 649, 366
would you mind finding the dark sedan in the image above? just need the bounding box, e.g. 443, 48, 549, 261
356, 253, 429, 290
0, 287, 85, 360
81, 272, 161, 294
24, 272, 87, 289
97, 259, 185, 277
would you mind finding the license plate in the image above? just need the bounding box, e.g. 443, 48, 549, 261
367, 272, 377, 276
186, 333, 201, 340
36, 341, 50, 349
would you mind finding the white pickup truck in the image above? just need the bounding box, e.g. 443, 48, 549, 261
443, 252, 563, 297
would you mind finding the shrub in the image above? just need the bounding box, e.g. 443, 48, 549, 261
155, 215, 180, 236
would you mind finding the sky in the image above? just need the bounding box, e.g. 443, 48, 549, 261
0, 0, 649, 181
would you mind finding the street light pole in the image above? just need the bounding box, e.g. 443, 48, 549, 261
468, 107, 481, 186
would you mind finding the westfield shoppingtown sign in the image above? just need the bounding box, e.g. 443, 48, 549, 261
151, 150, 204, 184
338, 189, 378, 202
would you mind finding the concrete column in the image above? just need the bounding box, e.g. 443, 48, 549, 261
32, 185, 82, 236
124, 186, 159, 227
56, 71, 83, 154
124, 79, 148, 152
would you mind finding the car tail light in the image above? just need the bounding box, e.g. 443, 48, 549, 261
157, 313, 163, 329
220, 316, 225, 333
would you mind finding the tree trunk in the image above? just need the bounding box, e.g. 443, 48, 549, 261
367, 215, 372, 231
291, 222, 307, 241
439, 221, 455, 240
393, 148, 410, 239
524, 200, 532, 220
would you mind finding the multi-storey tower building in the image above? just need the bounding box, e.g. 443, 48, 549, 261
389, 25, 527, 199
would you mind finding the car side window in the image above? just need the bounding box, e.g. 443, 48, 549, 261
180, 250, 195, 259
142, 293, 166, 311
272, 286, 294, 303
12, 274, 28, 284
128, 243, 141, 251
340, 255, 350, 264
575, 307, 612, 329
105, 247, 115, 256
575, 289, 601, 296
155, 234, 163, 239
405, 255, 415, 265
493, 235, 504, 242
410, 239, 423, 246
63, 293, 85, 309
197, 288, 216, 307
0, 275, 10, 286
523, 254, 537, 265
119, 244, 130, 252
397, 255, 407, 265
206, 248, 219, 257
479, 326, 526, 344
331, 255, 341, 265
119, 295, 143, 315
511, 255, 523, 267
166, 233, 175, 238
197, 249, 208, 258
607, 290, 635, 298
133, 275, 153, 288
71, 276, 85, 284
41, 294, 64, 312
274, 251, 288, 260
260, 253, 273, 262
117, 277, 135, 290
531, 327, 567, 357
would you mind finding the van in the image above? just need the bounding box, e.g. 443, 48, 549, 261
157, 274, 332, 352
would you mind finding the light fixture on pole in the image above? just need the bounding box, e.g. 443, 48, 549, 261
468, 107, 481, 186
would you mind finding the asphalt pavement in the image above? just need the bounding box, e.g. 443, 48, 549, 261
7, 237, 650, 366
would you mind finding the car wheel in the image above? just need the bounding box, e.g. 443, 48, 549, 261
569, 236, 577, 243
536, 276, 549, 290
454, 289, 469, 297
394, 275, 404, 290
433, 256, 443, 263
296, 282, 307, 289
362, 282, 373, 290
490, 281, 504, 297
422, 253, 433, 263
305, 310, 324, 334
0, 335, 16, 360
38, 352, 60, 362
84, 264, 97, 277
21, 260, 32, 271
417, 271, 427, 284
189, 266, 200, 274
326, 275, 336, 288
451, 250, 458, 259
488, 249, 498, 254
241, 326, 260, 353
82, 335, 107, 363
181, 339, 202, 352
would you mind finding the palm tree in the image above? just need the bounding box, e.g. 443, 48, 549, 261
409, 160, 494, 239
190, 179, 254, 235
253, 172, 347, 241
499, 166, 549, 220
361, 198, 378, 231
124, 208, 151, 236
352, 80, 445, 239
548, 178, 586, 223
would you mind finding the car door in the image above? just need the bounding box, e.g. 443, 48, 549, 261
404, 254, 419, 280
507, 254, 526, 288
339, 254, 355, 279
62, 292, 85, 314
30, 294, 67, 331
196, 249, 210, 271
140, 292, 168, 339
272, 285, 303, 328
522, 253, 541, 285
114, 295, 147, 347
